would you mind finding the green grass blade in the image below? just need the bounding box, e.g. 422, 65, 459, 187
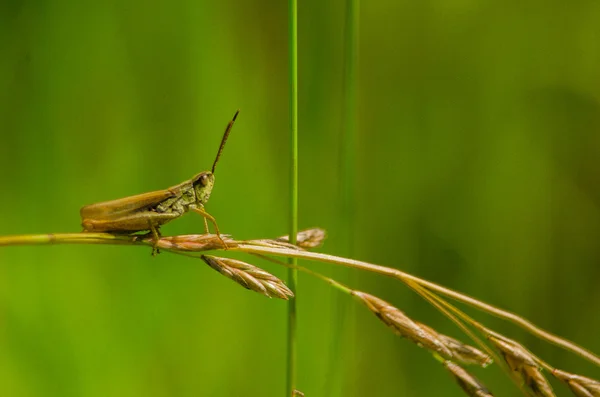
287, 0, 299, 395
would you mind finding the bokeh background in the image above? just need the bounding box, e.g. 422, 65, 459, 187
1, 1, 600, 396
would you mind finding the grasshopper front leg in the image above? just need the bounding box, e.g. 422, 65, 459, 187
148, 222, 161, 256
191, 205, 227, 248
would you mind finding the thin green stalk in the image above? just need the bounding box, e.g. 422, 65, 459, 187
328, 1, 360, 395
287, 0, 299, 395
339, 0, 359, 253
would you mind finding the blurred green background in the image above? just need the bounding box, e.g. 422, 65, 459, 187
1, 1, 600, 396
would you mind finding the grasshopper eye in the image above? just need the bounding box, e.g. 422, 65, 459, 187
198, 174, 210, 187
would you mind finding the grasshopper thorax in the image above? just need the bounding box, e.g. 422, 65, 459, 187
192, 172, 215, 205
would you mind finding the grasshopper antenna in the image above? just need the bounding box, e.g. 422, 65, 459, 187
211, 109, 239, 174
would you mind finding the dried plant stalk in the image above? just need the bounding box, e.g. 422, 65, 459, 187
201, 255, 293, 300
444, 360, 494, 397
146, 234, 237, 251
243, 239, 303, 251
241, 228, 326, 252
553, 369, 600, 397
488, 335, 554, 397
2, 228, 600, 397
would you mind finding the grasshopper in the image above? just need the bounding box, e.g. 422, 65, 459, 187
80, 110, 239, 253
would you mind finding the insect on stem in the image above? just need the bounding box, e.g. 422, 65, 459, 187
80, 110, 240, 247
212, 110, 240, 174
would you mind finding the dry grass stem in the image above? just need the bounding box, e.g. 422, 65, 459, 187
2, 228, 599, 397
552, 369, 600, 397
144, 234, 237, 251
444, 360, 494, 397
230, 243, 600, 367
269, 258, 496, 370
244, 227, 326, 251
32, 231, 596, 369
277, 228, 326, 248
243, 239, 303, 251
201, 255, 293, 300
489, 335, 554, 397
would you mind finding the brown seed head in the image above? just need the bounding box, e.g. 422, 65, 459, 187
201, 255, 294, 300
277, 228, 327, 249
420, 324, 492, 367
352, 291, 453, 359
444, 360, 494, 397
489, 335, 554, 397
522, 365, 555, 397
553, 369, 600, 397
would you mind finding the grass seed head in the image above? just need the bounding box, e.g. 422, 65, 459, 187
553, 369, 600, 397
201, 255, 293, 300
420, 324, 492, 367
277, 228, 327, 249
352, 291, 453, 359
444, 360, 494, 397
489, 335, 554, 397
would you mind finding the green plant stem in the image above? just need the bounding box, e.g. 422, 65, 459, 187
339, 0, 359, 253
331, 2, 360, 394
287, 0, 299, 394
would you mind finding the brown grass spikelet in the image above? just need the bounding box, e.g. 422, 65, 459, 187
488, 335, 554, 397
201, 255, 294, 300
552, 369, 600, 397
243, 239, 302, 251
292, 390, 305, 397
419, 324, 493, 368
444, 360, 494, 397
277, 228, 327, 249
352, 291, 453, 359
150, 234, 237, 251
522, 365, 556, 397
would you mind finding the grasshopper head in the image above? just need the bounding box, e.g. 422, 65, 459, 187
191, 110, 238, 207
192, 172, 215, 205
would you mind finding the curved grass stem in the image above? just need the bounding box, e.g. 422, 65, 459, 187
232, 244, 600, 367
1, 231, 598, 368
